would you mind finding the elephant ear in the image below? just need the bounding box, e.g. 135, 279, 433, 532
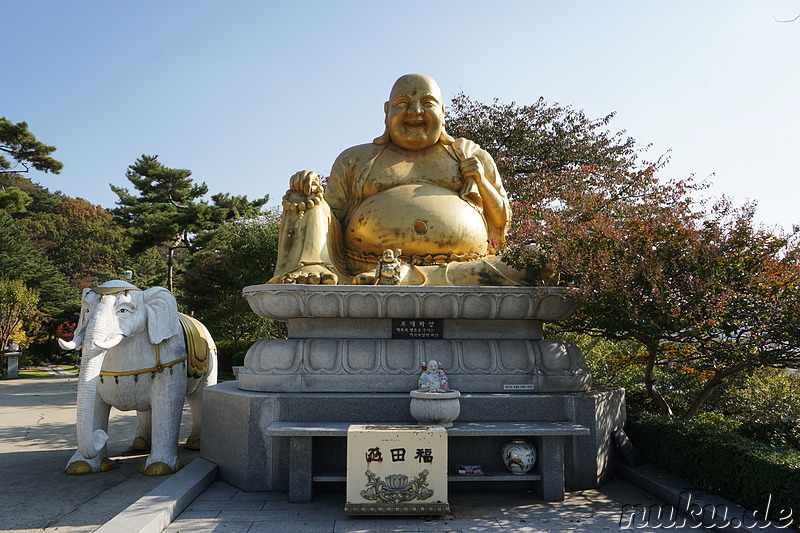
143, 287, 181, 345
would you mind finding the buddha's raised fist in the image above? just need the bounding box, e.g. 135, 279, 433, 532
459, 156, 484, 183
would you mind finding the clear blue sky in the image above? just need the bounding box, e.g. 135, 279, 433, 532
3, 1, 799, 232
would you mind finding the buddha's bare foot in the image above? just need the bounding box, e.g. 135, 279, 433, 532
285, 264, 338, 285
352, 272, 377, 285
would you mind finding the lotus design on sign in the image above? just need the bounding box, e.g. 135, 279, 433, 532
360, 469, 434, 502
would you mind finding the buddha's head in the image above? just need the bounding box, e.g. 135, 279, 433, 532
374, 74, 454, 149
382, 249, 397, 262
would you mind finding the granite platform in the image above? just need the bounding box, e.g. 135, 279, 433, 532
202, 284, 624, 495
238, 285, 592, 393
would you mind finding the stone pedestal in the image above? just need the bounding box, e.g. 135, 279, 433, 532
4, 352, 20, 379
202, 285, 625, 493
239, 285, 591, 393
202, 382, 625, 492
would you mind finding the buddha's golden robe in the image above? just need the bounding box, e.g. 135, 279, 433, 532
270, 138, 514, 284
330, 138, 509, 272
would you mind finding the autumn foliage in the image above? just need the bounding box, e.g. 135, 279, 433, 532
447, 94, 800, 419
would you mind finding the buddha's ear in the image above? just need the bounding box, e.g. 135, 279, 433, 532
374, 102, 392, 145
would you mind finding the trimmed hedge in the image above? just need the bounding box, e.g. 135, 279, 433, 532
626, 413, 800, 515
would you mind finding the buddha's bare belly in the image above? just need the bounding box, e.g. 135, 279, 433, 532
344, 183, 489, 263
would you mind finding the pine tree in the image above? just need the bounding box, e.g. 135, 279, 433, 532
111, 155, 269, 291
0, 117, 63, 177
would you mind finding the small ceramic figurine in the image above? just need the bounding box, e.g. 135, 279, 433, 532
418, 360, 449, 391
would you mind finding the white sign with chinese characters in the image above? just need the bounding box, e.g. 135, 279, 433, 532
345, 424, 449, 515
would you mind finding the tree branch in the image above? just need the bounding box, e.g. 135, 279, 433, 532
644, 346, 675, 416
681, 362, 747, 420
168, 195, 188, 209
0, 162, 29, 174
775, 13, 800, 22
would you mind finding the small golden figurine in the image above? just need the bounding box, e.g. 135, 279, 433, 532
376, 249, 402, 285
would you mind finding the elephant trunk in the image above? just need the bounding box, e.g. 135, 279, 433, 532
76, 346, 108, 459
75, 305, 115, 460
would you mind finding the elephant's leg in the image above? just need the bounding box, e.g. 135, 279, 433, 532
66, 399, 117, 474
132, 410, 152, 450
185, 352, 217, 450
186, 387, 202, 450
140, 373, 185, 475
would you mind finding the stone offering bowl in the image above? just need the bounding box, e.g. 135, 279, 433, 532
409, 389, 461, 427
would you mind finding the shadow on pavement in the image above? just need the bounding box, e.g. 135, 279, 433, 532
0, 377, 200, 532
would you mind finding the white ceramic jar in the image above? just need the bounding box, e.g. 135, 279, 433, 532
501, 440, 537, 474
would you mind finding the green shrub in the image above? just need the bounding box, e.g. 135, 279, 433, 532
692, 411, 742, 434
711, 368, 800, 450
626, 412, 800, 514
213, 340, 255, 373
231, 351, 247, 367
739, 421, 800, 451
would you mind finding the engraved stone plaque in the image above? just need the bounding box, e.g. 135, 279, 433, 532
391, 318, 444, 339
345, 424, 449, 515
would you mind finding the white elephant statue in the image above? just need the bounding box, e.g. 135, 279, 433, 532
58, 280, 218, 475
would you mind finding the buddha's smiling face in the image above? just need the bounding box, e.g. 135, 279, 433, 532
385, 74, 445, 151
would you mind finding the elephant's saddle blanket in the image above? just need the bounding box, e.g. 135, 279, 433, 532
178, 313, 214, 378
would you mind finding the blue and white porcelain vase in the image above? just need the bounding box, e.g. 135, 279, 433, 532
502, 440, 536, 475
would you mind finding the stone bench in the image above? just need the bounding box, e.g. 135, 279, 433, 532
266, 421, 590, 503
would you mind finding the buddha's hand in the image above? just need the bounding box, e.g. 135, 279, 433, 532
284, 171, 324, 217
459, 156, 485, 184
289, 170, 322, 198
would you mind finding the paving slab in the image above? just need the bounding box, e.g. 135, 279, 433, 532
162, 479, 715, 533
4, 375, 775, 533
0, 376, 200, 532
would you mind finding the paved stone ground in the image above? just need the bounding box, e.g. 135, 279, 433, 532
44, 365, 75, 377
165, 479, 712, 532
0, 376, 198, 532
1, 376, 713, 532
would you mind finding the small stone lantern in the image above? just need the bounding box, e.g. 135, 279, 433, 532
4, 343, 21, 379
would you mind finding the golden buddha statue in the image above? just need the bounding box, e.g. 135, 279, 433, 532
269, 73, 530, 286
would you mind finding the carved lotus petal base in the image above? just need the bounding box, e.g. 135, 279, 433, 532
244, 285, 578, 321
239, 285, 591, 394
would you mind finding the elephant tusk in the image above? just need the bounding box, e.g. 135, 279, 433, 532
58, 335, 84, 351
94, 334, 125, 350
58, 339, 76, 350
90, 429, 109, 457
